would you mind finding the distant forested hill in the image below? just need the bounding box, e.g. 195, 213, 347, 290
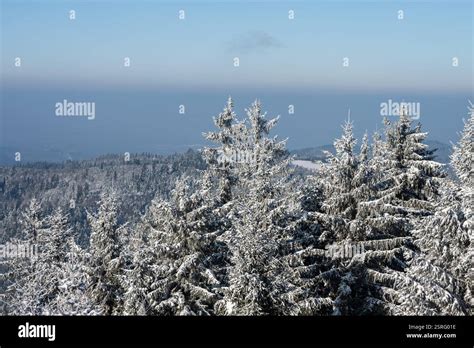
0, 150, 205, 244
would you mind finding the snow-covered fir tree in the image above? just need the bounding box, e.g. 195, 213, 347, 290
361, 110, 444, 228
6, 205, 79, 315
202, 96, 244, 205
120, 225, 156, 315
86, 192, 126, 315
304, 111, 466, 315
32, 208, 72, 314
21, 198, 43, 243
355, 111, 464, 315
408, 181, 470, 315
5, 199, 45, 314
451, 101, 474, 187
134, 176, 222, 315
50, 235, 99, 315
215, 100, 332, 315
411, 103, 473, 314
317, 120, 372, 241
308, 120, 379, 314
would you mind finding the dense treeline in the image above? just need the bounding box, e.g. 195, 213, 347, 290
1, 98, 472, 316
0, 151, 205, 244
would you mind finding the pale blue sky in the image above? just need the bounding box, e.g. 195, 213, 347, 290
2, 0, 472, 92
0, 0, 473, 162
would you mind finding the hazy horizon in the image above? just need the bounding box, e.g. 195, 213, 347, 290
1, 0, 473, 163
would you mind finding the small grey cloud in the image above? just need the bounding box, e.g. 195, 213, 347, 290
227, 30, 283, 53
